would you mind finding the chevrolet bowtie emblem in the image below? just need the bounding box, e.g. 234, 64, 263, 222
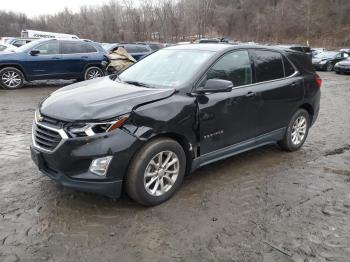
36, 111, 44, 122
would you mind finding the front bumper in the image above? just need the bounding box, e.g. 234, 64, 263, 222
334, 65, 350, 73
31, 121, 143, 198
31, 146, 123, 198
313, 63, 327, 71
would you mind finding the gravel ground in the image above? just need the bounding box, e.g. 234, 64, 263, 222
0, 73, 349, 262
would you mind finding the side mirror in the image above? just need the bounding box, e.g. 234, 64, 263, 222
30, 50, 40, 56
196, 79, 233, 94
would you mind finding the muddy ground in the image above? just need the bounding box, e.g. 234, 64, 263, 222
0, 73, 349, 262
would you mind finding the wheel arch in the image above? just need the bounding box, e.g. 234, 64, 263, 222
130, 132, 195, 178
299, 103, 314, 123
83, 63, 104, 72
0, 64, 28, 80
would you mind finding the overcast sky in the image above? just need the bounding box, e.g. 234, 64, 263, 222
4, 0, 110, 17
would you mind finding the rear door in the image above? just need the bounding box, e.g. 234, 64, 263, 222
60, 41, 98, 76
250, 49, 304, 135
197, 50, 258, 154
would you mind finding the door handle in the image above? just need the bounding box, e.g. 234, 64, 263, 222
81, 56, 88, 59
290, 82, 298, 87
245, 91, 256, 97
52, 57, 60, 60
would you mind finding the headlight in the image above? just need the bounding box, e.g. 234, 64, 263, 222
68, 115, 129, 137
319, 60, 328, 65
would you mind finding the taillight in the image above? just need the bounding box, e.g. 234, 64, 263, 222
315, 74, 322, 88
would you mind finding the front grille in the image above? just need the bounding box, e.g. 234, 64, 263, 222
33, 124, 63, 151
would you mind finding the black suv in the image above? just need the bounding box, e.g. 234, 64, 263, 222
30, 44, 321, 206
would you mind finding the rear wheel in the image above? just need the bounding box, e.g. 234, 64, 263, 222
326, 63, 334, 72
279, 109, 310, 152
126, 138, 186, 206
0, 67, 25, 89
84, 66, 104, 80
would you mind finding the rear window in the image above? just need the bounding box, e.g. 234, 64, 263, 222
253, 50, 284, 82
61, 42, 97, 54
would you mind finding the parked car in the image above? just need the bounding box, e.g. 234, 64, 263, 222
278, 45, 312, 58
30, 44, 321, 206
0, 39, 109, 89
312, 51, 349, 71
339, 48, 350, 53
103, 43, 152, 60
0, 43, 17, 52
334, 58, 350, 74
6, 38, 39, 47
311, 48, 326, 58
134, 42, 165, 51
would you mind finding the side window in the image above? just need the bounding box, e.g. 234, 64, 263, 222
342, 53, 349, 58
254, 50, 284, 82
33, 41, 59, 55
61, 42, 83, 54
335, 53, 342, 59
282, 55, 296, 77
206, 50, 252, 87
82, 43, 97, 53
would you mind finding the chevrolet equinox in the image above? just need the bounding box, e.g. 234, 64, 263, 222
30, 44, 321, 206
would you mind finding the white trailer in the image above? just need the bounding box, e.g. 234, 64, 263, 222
21, 29, 79, 39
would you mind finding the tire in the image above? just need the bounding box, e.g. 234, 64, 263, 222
278, 109, 310, 152
0, 67, 25, 89
326, 63, 334, 72
84, 66, 104, 80
126, 138, 186, 206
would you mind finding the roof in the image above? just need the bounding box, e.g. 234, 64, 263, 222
166, 43, 292, 53
167, 43, 232, 52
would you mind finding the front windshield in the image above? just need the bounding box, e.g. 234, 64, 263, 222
315, 52, 338, 59
16, 40, 44, 52
119, 49, 214, 88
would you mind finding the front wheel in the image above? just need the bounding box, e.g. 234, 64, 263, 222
279, 109, 310, 152
126, 138, 186, 206
84, 66, 104, 80
0, 67, 25, 89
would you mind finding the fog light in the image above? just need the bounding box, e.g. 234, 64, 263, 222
89, 156, 113, 176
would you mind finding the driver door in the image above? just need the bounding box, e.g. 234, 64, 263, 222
24, 40, 61, 79
197, 50, 258, 154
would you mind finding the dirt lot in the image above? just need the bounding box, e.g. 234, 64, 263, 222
0, 73, 349, 262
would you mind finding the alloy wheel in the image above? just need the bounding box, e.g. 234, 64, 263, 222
144, 151, 180, 197
2, 71, 22, 88
87, 69, 102, 79
327, 63, 333, 72
291, 116, 307, 145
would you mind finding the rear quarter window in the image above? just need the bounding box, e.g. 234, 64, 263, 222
287, 52, 314, 74
253, 50, 284, 82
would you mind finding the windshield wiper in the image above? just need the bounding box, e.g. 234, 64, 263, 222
123, 80, 153, 88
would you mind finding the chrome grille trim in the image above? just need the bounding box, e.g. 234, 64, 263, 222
32, 114, 68, 153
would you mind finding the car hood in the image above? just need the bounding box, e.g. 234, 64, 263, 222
0, 51, 20, 58
312, 58, 330, 64
337, 60, 350, 66
40, 76, 176, 122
